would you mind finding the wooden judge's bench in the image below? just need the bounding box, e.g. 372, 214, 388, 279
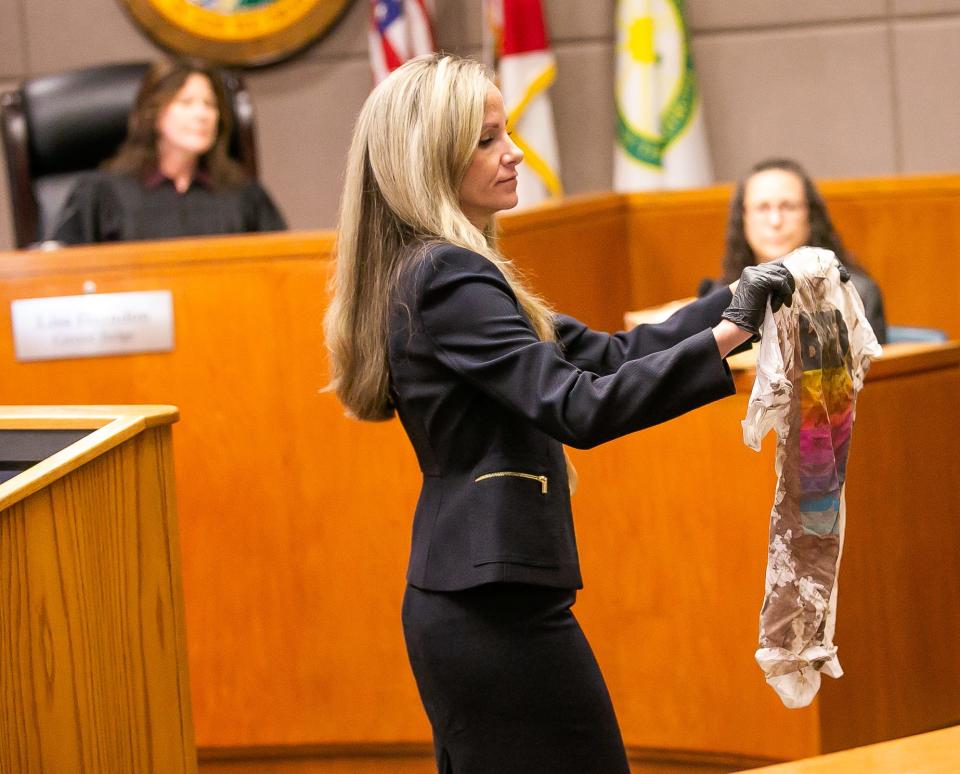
0, 174, 958, 773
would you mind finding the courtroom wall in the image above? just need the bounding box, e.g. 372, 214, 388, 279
2, 0, 959, 251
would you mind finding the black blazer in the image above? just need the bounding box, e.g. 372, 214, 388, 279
389, 244, 737, 591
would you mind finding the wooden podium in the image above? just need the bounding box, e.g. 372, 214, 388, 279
0, 406, 196, 774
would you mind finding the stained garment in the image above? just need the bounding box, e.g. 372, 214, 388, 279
742, 247, 882, 708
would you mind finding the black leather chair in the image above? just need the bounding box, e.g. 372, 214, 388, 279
1, 62, 258, 248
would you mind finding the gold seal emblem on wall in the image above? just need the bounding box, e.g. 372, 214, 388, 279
119, 0, 355, 66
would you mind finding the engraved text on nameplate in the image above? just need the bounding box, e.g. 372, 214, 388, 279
10, 291, 175, 362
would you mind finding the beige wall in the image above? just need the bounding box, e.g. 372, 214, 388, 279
2, 0, 959, 251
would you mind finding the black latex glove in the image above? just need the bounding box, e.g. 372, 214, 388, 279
721, 262, 796, 338
810, 247, 850, 281
836, 259, 851, 283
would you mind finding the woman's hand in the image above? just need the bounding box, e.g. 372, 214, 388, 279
721, 262, 796, 339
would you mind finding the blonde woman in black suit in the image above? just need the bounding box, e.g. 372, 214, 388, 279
324, 54, 794, 774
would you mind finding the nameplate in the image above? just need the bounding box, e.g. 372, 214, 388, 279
11, 291, 174, 362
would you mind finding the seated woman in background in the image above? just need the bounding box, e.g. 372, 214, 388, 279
701, 158, 887, 343
54, 60, 286, 244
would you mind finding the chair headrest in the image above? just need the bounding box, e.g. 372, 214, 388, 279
23, 62, 150, 177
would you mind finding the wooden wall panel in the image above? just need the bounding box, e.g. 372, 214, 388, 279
200, 757, 434, 774
818, 363, 960, 751
821, 177, 960, 338
498, 193, 630, 332
620, 174, 960, 339
196, 746, 771, 774
625, 187, 733, 310
0, 235, 432, 749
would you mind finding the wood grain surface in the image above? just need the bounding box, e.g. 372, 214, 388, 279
0, 414, 196, 774
618, 174, 960, 339
742, 725, 960, 773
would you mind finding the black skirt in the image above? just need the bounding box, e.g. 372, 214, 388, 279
401, 583, 630, 774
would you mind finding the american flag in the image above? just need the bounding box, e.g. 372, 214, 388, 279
368, 0, 436, 84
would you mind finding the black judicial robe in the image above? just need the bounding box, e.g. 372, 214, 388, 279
53, 169, 286, 245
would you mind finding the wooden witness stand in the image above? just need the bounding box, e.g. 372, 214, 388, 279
0, 173, 958, 772
0, 406, 196, 774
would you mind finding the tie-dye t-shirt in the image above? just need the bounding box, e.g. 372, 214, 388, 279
798, 310, 853, 538
742, 247, 882, 709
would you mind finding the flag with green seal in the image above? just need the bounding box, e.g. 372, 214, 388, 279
613, 0, 713, 190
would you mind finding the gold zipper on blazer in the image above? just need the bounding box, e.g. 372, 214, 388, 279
474, 471, 548, 495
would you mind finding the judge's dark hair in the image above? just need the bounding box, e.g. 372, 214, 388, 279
720, 158, 862, 283
104, 60, 247, 190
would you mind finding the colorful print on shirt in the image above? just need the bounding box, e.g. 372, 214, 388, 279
798, 311, 854, 539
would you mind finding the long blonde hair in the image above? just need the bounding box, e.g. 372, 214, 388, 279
325, 54, 556, 421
